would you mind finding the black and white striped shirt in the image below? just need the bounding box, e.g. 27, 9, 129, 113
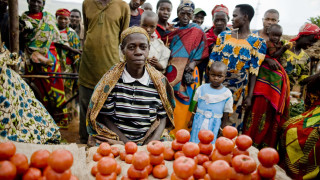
99, 68, 167, 142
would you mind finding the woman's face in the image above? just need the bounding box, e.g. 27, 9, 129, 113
213, 12, 228, 32
28, 0, 43, 14
178, 8, 193, 27
232, 7, 246, 29
121, 33, 149, 68
157, 2, 172, 22
297, 35, 318, 50
57, 15, 70, 30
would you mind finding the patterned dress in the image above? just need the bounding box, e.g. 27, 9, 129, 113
0, 45, 61, 144
208, 31, 267, 130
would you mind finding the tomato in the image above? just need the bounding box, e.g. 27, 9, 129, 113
196, 154, 209, 165
231, 155, 256, 174
211, 149, 232, 165
127, 165, 148, 179
0, 160, 16, 180
116, 163, 121, 175
202, 161, 212, 172
70, 175, 79, 180
91, 165, 98, 177
0, 142, 16, 161
182, 142, 200, 158
44, 167, 71, 180
235, 135, 252, 151
222, 126, 238, 139
193, 165, 206, 179
97, 157, 117, 175
121, 175, 132, 180
10, 153, 29, 174
96, 172, 117, 180
207, 160, 231, 180
232, 147, 249, 157
120, 151, 127, 161
132, 151, 150, 170
257, 164, 276, 179
215, 137, 235, 155
108, 153, 114, 158
229, 167, 251, 180
174, 151, 185, 160
146, 164, 153, 175
93, 152, 103, 162
251, 170, 262, 180
98, 143, 111, 156
147, 140, 165, 155
257, 148, 279, 167
111, 147, 120, 157
198, 130, 214, 144
175, 129, 191, 143
48, 149, 73, 173
125, 154, 133, 164
125, 142, 138, 154
171, 172, 195, 180
164, 147, 175, 161
173, 156, 196, 179
198, 143, 213, 155
30, 149, 50, 169
204, 173, 211, 180
150, 153, 164, 165
172, 140, 184, 151
22, 167, 42, 180
152, 164, 168, 179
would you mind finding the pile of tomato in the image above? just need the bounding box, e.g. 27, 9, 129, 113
0, 141, 78, 180
90, 126, 279, 180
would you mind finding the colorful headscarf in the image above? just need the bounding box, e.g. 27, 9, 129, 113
120, 26, 150, 44
177, 0, 195, 12
290, 23, 320, 42
211, 4, 229, 17
55, 8, 71, 17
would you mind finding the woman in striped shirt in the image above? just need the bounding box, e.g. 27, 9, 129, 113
86, 27, 175, 146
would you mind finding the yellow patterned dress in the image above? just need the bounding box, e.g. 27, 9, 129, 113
208, 31, 266, 130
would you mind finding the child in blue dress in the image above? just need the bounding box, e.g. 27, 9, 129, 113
190, 62, 233, 143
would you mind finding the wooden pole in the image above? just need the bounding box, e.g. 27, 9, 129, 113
8, 0, 19, 53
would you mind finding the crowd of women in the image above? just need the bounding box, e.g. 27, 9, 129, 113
1, 0, 320, 179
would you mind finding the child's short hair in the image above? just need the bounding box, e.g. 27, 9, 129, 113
268, 24, 283, 34
156, 0, 172, 10
210, 61, 228, 74
141, 11, 159, 22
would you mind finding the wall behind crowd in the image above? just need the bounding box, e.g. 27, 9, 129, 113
18, 0, 320, 35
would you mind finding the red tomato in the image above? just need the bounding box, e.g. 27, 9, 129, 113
257, 164, 276, 179
173, 156, 196, 179
97, 157, 117, 175
132, 151, 150, 170
96, 172, 117, 180
22, 167, 42, 180
164, 147, 175, 161
150, 153, 164, 166
196, 154, 209, 165
91, 165, 98, 177
211, 149, 232, 165
147, 140, 165, 155
146, 164, 153, 175
111, 147, 120, 157
198, 130, 214, 144
202, 161, 212, 172
251, 170, 262, 180
0, 142, 16, 161
182, 142, 200, 158
120, 151, 127, 161
93, 153, 103, 162
257, 148, 279, 167
152, 164, 168, 179
125, 142, 138, 154
207, 160, 231, 180
127, 165, 148, 179
116, 163, 121, 175
125, 154, 133, 164
215, 137, 235, 155
231, 155, 257, 174
193, 165, 206, 179
198, 143, 213, 155
232, 147, 249, 157
174, 151, 185, 160
229, 167, 252, 180
30, 149, 50, 170
97, 142, 111, 156
175, 129, 191, 143
10, 153, 29, 174
171, 172, 195, 180
235, 135, 252, 151
0, 160, 16, 180
222, 126, 238, 139
44, 167, 71, 180
172, 140, 184, 151
48, 149, 73, 173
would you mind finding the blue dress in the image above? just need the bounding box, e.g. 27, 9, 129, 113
190, 84, 233, 144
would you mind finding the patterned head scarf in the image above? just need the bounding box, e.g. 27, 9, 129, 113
55, 9, 71, 17
211, 4, 229, 17
177, 0, 195, 12
120, 26, 150, 45
290, 23, 320, 42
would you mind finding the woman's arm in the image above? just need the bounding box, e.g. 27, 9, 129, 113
143, 117, 167, 145
102, 117, 130, 144
242, 73, 257, 109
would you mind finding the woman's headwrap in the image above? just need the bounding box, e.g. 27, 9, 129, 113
211, 4, 229, 17
56, 8, 71, 17
120, 26, 150, 45
177, 0, 195, 12
290, 23, 320, 42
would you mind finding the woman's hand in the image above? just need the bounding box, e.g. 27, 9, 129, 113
265, 58, 280, 71
242, 95, 252, 110
185, 61, 196, 73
